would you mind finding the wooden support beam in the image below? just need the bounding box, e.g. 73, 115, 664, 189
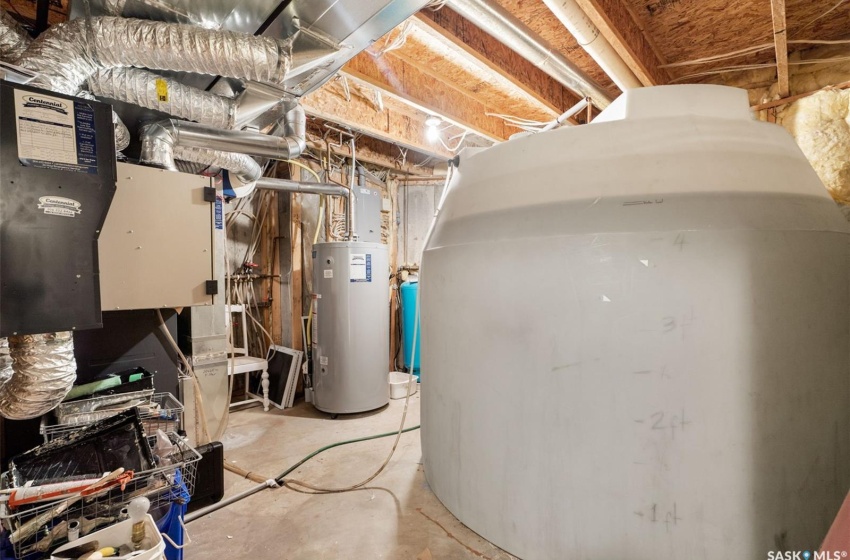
290, 193, 303, 354
571, 0, 669, 86
269, 192, 282, 347
417, 7, 583, 113
769, 0, 790, 98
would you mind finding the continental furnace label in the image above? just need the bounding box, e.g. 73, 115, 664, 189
14, 89, 98, 174
37, 196, 81, 218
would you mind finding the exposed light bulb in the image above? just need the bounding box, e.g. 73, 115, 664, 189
128, 497, 150, 550
425, 115, 442, 127
426, 125, 440, 142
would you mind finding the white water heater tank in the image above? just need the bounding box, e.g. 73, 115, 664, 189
420, 85, 850, 559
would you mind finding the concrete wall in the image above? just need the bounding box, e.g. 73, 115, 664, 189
396, 181, 445, 269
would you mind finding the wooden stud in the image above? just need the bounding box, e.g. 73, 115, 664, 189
572, 0, 669, 86
290, 193, 303, 354
769, 0, 790, 98
269, 192, 282, 347
750, 80, 850, 112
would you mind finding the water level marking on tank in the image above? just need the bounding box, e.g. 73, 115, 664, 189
633, 409, 691, 439
623, 198, 664, 206
633, 503, 682, 531
632, 365, 672, 379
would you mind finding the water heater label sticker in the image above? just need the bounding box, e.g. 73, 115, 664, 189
324, 269, 333, 278
14, 90, 98, 174
37, 196, 81, 218
320, 356, 328, 366
350, 253, 372, 283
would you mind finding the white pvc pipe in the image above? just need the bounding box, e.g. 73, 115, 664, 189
541, 0, 642, 91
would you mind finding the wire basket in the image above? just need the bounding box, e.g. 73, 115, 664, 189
0, 432, 200, 559
41, 393, 184, 442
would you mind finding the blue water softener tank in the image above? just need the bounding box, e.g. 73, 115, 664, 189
400, 277, 420, 378
420, 85, 850, 560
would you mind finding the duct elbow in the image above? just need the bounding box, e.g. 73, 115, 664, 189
139, 120, 178, 171
280, 102, 307, 158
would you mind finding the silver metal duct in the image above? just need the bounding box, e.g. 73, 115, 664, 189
18, 16, 293, 96
233, 82, 288, 130
255, 177, 349, 197
448, 0, 612, 108
0, 332, 76, 420
88, 68, 236, 129
143, 118, 306, 162
0, 10, 30, 61
256, 177, 351, 237
140, 122, 262, 183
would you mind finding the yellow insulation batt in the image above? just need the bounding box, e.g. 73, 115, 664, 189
778, 89, 850, 204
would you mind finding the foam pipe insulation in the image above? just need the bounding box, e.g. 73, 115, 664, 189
778, 89, 850, 204
0, 332, 76, 420
88, 68, 236, 130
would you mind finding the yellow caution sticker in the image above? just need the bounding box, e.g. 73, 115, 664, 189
155, 78, 168, 102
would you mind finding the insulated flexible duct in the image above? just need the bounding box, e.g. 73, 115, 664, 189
0, 338, 12, 387
173, 146, 262, 185
140, 113, 307, 198
0, 10, 30, 61
88, 68, 236, 129
141, 121, 263, 181
19, 17, 292, 96
0, 332, 76, 420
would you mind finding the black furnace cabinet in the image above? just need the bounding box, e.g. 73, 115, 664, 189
0, 80, 117, 336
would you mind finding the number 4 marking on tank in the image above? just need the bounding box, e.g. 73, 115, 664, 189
674, 233, 687, 251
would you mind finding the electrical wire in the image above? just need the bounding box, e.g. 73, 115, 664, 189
660, 39, 850, 69
285, 159, 322, 183
670, 55, 850, 83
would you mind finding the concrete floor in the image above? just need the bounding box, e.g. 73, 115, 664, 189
190, 393, 514, 560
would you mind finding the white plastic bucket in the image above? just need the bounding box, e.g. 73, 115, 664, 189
388, 372, 418, 400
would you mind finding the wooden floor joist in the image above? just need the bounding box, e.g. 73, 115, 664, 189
342, 52, 509, 143
769, 0, 790, 98
571, 0, 669, 86
417, 7, 586, 114
302, 78, 459, 160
